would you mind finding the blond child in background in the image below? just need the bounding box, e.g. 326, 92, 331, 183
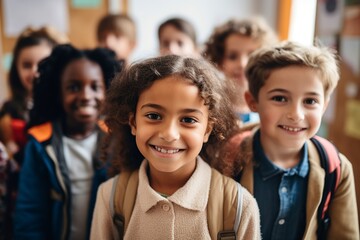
97, 13, 137, 64
203, 17, 278, 124
224, 41, 359, 240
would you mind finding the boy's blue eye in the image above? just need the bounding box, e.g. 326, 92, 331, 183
304, 98, 317, 105
146, 113, 161, 120
272, 96, 287, 102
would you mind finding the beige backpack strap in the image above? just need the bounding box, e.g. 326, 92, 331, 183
208, 168, 240, 240
122, 171, 139, 229
110, 175, 120, 238
111, 170, 139, 239
207, 168, 224, 239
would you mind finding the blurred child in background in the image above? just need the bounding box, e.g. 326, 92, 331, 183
203, 17, 278, 125
14, 44, 121, 240
158, 17, 199, 57
0, 26, 68, 161
0, 26, 68, 240
97, 13, 137, 64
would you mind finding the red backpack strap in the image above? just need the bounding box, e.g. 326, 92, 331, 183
310, 135, 341, 239
312, 135, 341, 186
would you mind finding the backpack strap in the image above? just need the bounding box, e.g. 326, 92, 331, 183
110, 175, 120, 238
234, 182, 243, 233
111, 170, 139, 240
310, 135, 341, 239
208, 168, 243, 240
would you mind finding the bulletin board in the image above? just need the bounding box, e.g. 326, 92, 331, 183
0, 0, 125, 52
0, 0, 126, 101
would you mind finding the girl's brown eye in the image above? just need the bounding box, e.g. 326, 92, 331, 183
226, 52, 237, 61
162, 40, 170, 48
22, 62, 33, 69
181, 117, 197, 124
146, 113, 161, 120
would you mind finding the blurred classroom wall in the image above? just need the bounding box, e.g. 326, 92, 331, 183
0, 0, 281, 103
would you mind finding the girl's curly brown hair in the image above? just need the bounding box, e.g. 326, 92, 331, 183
103, 54, 240, 174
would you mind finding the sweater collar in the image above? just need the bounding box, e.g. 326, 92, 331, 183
138, 156, 212, 212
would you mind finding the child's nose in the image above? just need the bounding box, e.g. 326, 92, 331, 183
80, 86, 92, 99
104, 35, 115, 48
31, 65, 38, 78
159, 120, 180, 142
238, 55, 248, 68
168, 42, 180, 55
287, 104, 305, 122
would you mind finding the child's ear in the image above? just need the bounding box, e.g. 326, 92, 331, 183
128, 113, 136, 136
203, 122, 214, 143
245, 91, 257, 112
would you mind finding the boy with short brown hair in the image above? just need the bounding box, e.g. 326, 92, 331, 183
97, 13, 136, 63
228, 41, 359, 239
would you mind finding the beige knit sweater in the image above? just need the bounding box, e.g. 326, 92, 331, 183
90, 158, 261, 239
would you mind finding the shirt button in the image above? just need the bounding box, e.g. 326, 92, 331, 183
279, 219, 285, 225
281, 187, 287, 193
162, 204, 170, 211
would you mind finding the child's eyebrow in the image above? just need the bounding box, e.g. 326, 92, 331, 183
267, 88, 288, 94
267, 88, 322, 96
63, 78, 103, 85
141, 103, 204, 115
140, 103, 164, 110
63, 79, 80, 85
64, 78, 83, 83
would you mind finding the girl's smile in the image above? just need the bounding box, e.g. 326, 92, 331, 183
73, 104, 98, 119
151, 145, 183, 154
129, 76, 212, 176
61, 58, 105, 138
